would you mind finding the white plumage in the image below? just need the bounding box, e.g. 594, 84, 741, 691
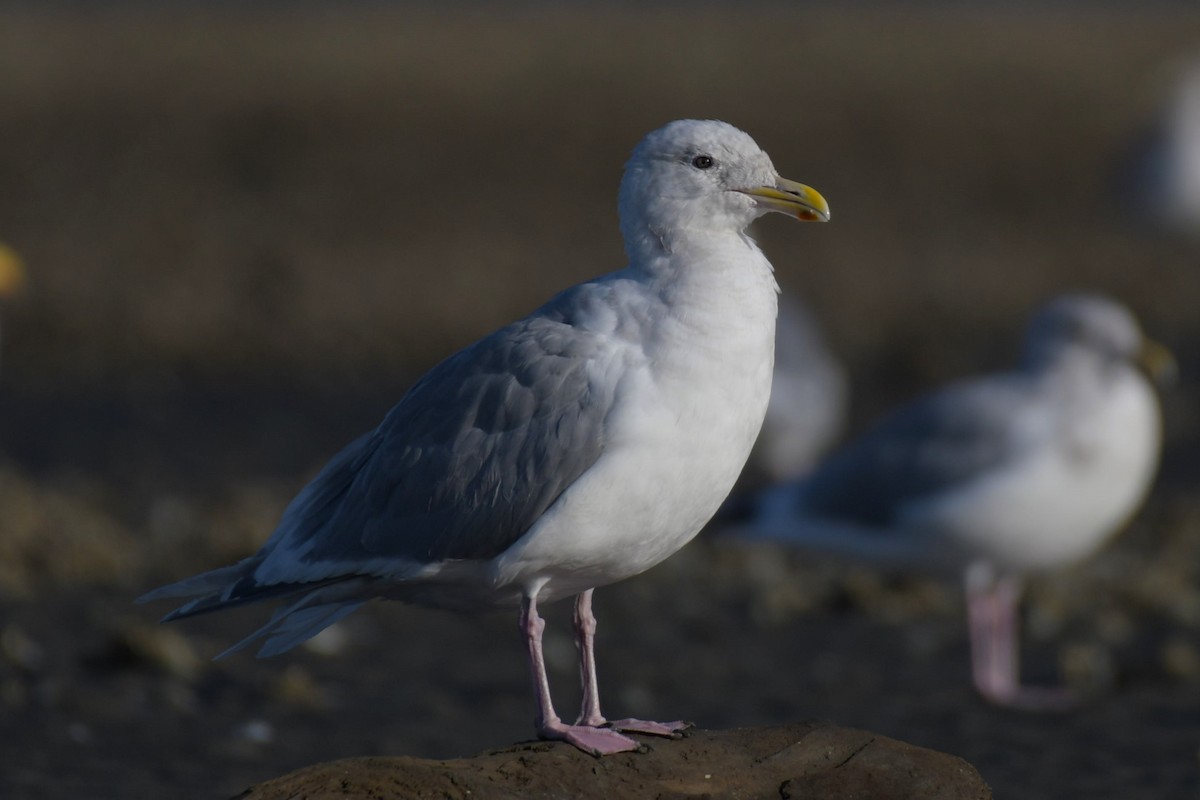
141, 119, 829, 754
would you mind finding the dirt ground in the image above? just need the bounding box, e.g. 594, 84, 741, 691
235, 723, 993, 800
0, 5, 1199, 799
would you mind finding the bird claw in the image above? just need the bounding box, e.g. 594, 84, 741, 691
606, 718, 693, 738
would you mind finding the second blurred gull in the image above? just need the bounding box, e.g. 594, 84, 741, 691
739, 294, 1169, 709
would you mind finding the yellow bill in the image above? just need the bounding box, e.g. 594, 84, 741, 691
738, 178, 830, 222
1138, 337, 1177, 386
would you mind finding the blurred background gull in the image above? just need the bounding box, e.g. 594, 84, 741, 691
745, 294, 847, 485
737, 294, 1171, 710
0, 4, 1198, 800
1123, 55, 1200, 237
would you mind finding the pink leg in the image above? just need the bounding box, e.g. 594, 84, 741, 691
572, 589, 691, 738
966, 571, 1016, 698
965, 568, 1075, 711
520, 592, 639, 756
574, 589, 606, 727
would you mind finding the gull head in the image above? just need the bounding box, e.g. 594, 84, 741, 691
1022, 294, 1174, 383
618, 119, 828, 255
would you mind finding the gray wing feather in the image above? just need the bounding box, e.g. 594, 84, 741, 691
802, 374, 1048, 526
257, 285, 619, 574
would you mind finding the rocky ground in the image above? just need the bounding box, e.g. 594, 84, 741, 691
0, 5, 1198, 799
234, 723, 992, 800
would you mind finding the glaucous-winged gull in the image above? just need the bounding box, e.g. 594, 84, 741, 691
740, 294, 1169, 709
141, 119, 830, 754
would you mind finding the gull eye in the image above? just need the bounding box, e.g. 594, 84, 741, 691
691, 154, 715, 170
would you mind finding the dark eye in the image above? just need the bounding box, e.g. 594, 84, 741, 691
691, 154, 715, 170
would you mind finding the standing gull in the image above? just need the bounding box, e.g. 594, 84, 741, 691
1123, 56, 1200, 236
739, 295, 1169, 709
140, 119, 830, 755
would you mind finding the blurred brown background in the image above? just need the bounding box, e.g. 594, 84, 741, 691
0, 4, 1198, 799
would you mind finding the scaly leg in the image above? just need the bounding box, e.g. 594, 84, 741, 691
572, 588, 690, 738
520, 591, 639, 755
574, 588, 606, 727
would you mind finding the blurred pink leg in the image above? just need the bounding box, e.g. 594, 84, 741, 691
571, 589, 691, 738
965, 568, 1075, 711
967, 571, 1017, 698
520, 592, 639, 756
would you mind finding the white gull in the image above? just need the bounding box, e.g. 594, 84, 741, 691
739, 294, 1169, 709
140, 119, 830, 754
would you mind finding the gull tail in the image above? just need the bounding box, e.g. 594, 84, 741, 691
138, 558, 314, 621
731, 513, 938, 567
729, 483, 943, 569
136, 561, 255, 609
139, 560, 369, 657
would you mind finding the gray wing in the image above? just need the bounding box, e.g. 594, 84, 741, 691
801, 373, 1050, 527
255, 285, 622, 577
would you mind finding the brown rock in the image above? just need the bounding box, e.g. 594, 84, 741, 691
234, 722, 991, 800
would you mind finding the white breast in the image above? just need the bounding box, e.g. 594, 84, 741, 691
903, 370, 1161, 574
492, 240, 779, 602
